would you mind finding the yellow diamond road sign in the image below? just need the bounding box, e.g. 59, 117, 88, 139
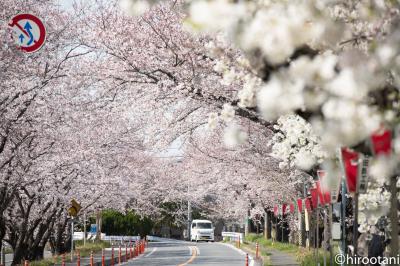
68, 199, 82, 217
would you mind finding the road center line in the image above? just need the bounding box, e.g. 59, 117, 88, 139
145, 247, 158, 257
178, 246, 197, 266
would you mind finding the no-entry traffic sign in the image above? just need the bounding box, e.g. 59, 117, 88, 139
9, 13, 46, 53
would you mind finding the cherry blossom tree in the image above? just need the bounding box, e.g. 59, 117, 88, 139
8, 0, 400, 263
118, 0, 400, 254
74, 0, 305, 232
1, 0, 155, 262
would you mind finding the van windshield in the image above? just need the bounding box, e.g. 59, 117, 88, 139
196, 222, 212, 229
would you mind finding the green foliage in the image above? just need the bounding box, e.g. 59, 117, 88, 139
101, 209, 153, 237
75, 240, 111, 257
30, 259, 54, 266
4, 247, 13, 254
245, 233, 298, 253
29, 241, 111, 266
299, 251, 339, 266
245, 233, 341, 266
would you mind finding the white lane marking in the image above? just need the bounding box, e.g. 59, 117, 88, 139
195, 246, 200, 255
145, 247, 158, 257
250, 258, 254, 266
216, 242, 254, 265
188, 245, 199, 256
189, 246, 193, 255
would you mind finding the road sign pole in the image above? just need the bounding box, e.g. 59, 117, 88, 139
1, 241, 5, 266
71, 219, 74, 262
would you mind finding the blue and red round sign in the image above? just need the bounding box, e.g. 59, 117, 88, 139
9, 14, 46, 53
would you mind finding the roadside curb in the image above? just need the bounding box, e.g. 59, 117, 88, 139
216, 242, 261, 266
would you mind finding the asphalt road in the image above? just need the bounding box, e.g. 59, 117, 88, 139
127, 239, 248, 266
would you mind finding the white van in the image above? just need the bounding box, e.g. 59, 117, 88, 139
190, 219, 214, 242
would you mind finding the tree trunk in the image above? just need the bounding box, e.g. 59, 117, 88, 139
264, 212, 271, 239
28, 245, 45, 261
49, 215, 69, 255
0, 217, 5, 251
11, 241, 28, 266
96, 210, 102, 241
298, 210, 306, 247
244, 209, 249, 237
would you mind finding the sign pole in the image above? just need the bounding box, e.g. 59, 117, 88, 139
71, 219, 74, 262
1, 241, 5, 266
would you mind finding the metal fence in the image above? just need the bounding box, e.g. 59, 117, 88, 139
221, 232, 244, 243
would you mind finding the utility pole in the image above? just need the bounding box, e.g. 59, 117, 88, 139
83, 212, 86, 247
71, 218, 74, 262
187, 200, 191, 240
187, 182, 191, 241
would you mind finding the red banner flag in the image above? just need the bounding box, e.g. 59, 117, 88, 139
290, 203, 295, 214
316, 170, 331, 205
282, 204, 287, 215
310, 188, 318, 209
297, 199, 303, 213
371, 128, 392, 156
305, 198, 312, 212
341, 147, 359, 193
324, 190, 331, 204
316, 180, 325, 205
273, 205, 278, 217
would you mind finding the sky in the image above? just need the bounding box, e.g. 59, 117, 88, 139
59, 0, 75, 10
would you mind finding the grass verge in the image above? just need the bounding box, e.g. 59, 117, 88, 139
245, 233, 298, 254
5, 247, 13, 254
245, 233, 340, 266
29, 241, 111, 266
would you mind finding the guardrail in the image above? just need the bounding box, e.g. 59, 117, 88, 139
221, 232, 244, 243
72, 232, 140, 242
102, 236, 141, 242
